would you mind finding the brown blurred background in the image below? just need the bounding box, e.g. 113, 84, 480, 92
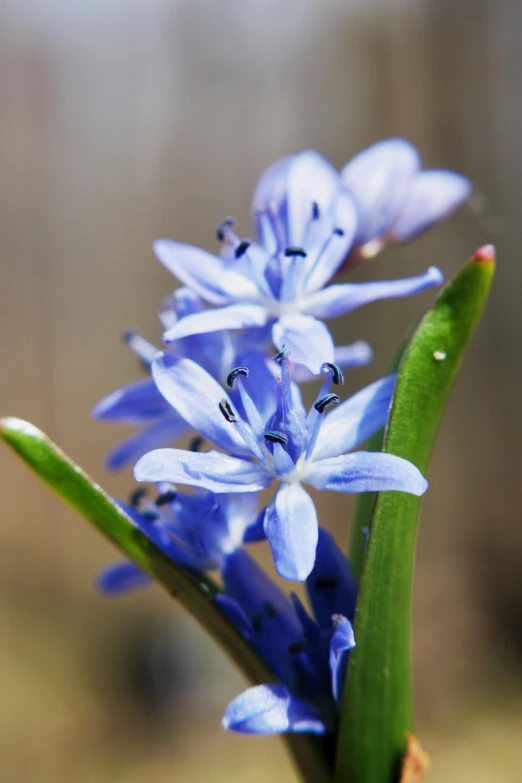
1, 1, 521, 781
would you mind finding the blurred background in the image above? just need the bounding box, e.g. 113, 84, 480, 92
1, 0, 521, 780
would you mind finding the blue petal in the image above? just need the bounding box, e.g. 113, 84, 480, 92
272, 314, 335, 374
341, 138, 420, 245
97, 562, 152, 595
301, 267, 444, 319
329, 616, 355, 704
291, 341, 373, 383
154, 239, 260, 305
306, 452, 428, 496
134, 449, 272, 492
151, 353, 248, 456
312, 375, 395, 460
222, 684, 326, 735
214, 594, 255, 642
92, 379, 170, 424
106, 414, 190, 471
307, 528, 358, 627
264, 484, 318, 581
285, 151, 341, 247
163, 303, 269, 343
390, 170, 471, 241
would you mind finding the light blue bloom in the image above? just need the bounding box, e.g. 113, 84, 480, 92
98, 485, 262, 595
221, 529, 357, 735
135, 352, 427, 581
93, 287, 370, 469
153, 139, 467, 372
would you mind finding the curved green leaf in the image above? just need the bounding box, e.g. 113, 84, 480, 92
0, 417, 331, 782
335, 247, 495, 783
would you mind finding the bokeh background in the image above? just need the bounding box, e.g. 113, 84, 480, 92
1, 1, 522, 780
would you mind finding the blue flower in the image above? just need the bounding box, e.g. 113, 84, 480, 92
220, 529, 357, 735
97, 484, 262, 595
153, 140, 466, 373
134, 352, 427, 581
340, 137, 472, 260
93, 287, 371, 469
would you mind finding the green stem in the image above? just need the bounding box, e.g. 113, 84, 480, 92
335, 248, 495, 783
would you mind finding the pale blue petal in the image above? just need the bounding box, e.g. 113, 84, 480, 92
390, 170, 472, 241
163, 303, 269, 343
312, 375, 395, 460
151, 354, 247, 455
329, 616, 355, 703
291, 341, 373, 383
300, 267, 443, 319
264, 484, 319, 582
286, 151, 341, 246
307, 528, 358, 627
154, 239, 260, 305
106, 415, 190, 471
341, 138, 420, 245
272, 314, 335, 374
222, 684, 326, 735
97, 562, 153, 595
92, 379, 169, 424
302, 192, 358, 293
306, 452, 428, 496
135, 449, 271, 493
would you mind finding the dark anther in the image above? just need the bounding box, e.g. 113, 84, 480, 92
288, 640, 307, 656
216, 217, 235, 242
227, 366, 249, 388
314, 393, 340, 413
219, 398, 236, 423
121, 329, 135, 344
234, 240, 251, 259
142, 509, 159, 523
333, 227, 345, 237
252, 614, 263, 635
156, 490, 177, 507
284, 246, 307, 258
274, 345, 289, 364
311, 201, 320, 220
314, 576, 339, 592
321, 362, 344, 386
190, 436, 204, 452
129, 487, 148, 507
264, 430, 288, 445
263, 602, 278, 618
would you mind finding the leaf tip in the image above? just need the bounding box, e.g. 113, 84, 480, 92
471, 244, 496, 264
0, 417, 41, 439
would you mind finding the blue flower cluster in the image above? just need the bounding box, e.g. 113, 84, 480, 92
95, 139, 469, 735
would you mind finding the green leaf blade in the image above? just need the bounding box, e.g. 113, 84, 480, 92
335, 248, 495, 783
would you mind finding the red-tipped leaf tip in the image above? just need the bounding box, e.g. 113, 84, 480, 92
472, 244, 496, 264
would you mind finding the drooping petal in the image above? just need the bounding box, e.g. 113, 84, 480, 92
307, 528, 358, 627
163, 303, 269, 343
135, 449, 272, 493
97, 562, 153, 595
92, 379, 170, 424
300, 267, 444, 319
341, 138, 420, 245
106, 415, 191, 471
154, 239, 260, 305
390, 170, 472, 241
291, 341, 373, 383
312, 375, 395, 461
305, 451, 428, 496
272, 314, 335, 374
151, 353, 247, 455
264, 484, 319, 581
329, 616, 355, 704
222, 684, 326, 735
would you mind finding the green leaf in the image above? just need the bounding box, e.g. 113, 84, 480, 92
335, 247, 495, 783
0, 417, 331, 783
